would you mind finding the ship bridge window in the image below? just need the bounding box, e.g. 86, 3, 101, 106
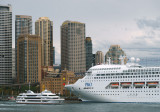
87, 72, 92, 75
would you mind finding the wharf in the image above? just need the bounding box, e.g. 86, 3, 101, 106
64, 97, 82, 103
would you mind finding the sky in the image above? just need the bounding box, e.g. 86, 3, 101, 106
1, 0, 160, 64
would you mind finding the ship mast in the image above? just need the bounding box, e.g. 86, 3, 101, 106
29, 82, 30, 90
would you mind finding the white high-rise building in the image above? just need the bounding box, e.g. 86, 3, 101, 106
0, 4, 12, 85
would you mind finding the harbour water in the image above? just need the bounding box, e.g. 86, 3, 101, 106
1, 101, 160, 112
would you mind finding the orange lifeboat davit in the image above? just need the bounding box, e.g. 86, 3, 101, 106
134, 82, 145, 86
121, 82, 132, 87
147, 82, 158, 86
110, 83, 119, 88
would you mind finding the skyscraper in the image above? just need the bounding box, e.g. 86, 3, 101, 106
105, 45, 127, 64
15, 15, 32, 80
61, 21, 86, 73
35, 17, 53, 66
0, 4, 12, 85
12, 48, 16, 82
95, 51, 104, 65
17, 34, 41, 83
86, 37, 93, 71
53, 46, 55, 64
92, 54, 96, 66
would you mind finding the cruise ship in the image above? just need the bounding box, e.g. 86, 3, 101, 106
65, 57, 160, 102
16, 89, 64, 104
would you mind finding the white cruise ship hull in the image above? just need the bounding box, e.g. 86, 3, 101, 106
65, 63, 160, 103
66, 84, 160, 103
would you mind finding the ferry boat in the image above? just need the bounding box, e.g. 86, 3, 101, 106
65, 57, 160, 102
16, 89, 64, 104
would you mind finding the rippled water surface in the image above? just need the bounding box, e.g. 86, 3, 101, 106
1, 101, 160, 112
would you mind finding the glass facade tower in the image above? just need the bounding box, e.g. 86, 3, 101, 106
86, 37, 93, 71
0, 4, 12, 85
15, 15, 32, 81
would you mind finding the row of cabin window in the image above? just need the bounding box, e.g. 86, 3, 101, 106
96, 72, 160, 76
90, 67, 121, 71
123, 68, 160, 72
93, 94, 159, 96
89, 90, 159, 92
94, 75, 160, 79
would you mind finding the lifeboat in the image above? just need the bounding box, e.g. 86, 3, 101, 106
147, 82, 158, 86
110, 83, 119, 87
134, 82, 145, 86
121, 82, 132, 87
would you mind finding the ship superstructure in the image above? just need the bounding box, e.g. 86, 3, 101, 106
65, 57, 160, 102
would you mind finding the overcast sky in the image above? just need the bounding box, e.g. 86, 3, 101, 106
1, 0, 160, 64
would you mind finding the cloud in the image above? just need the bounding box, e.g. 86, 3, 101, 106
137, 17, 160, 30
121, 17, 160, 49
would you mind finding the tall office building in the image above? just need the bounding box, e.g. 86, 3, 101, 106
15, 15, 32, 80
86, 37, 93, 71
53, 46, 55, 64
35, 17, 53, 66
61, 21, 86, 73
105, 45, 127, 64
92, 54, 96, 66
12, 48, 16, 81
17, 34, 41, 83
95, 51, 104, 65
0, 5, 12, 85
